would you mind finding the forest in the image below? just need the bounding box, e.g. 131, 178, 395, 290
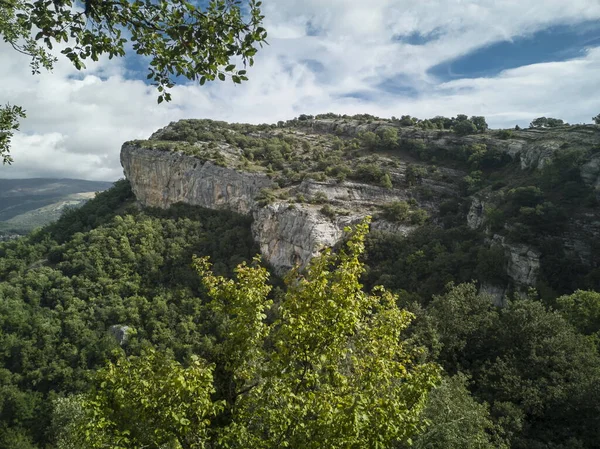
0, 168, 599, 448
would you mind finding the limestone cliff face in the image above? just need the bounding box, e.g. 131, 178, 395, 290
121, 144, 274, 214
492, 235, 540, 288
121, 143, 420, 272
251, 180, 420, 271
121, 119, 599, 292
252, 203, 359, 272
581, 153, 600, 198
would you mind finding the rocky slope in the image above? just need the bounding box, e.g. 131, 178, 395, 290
121, 117, 600, 299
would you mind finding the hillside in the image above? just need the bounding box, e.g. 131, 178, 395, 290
1, 115, 600, 449
0, 178, 114, 237
122, 115, 600, 302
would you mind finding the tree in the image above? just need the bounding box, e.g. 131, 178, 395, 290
358, 130, 380, 150
593, 114, 600, 125
377, 127, 399, 149
556, 290, 600, 346
406, 374, 507, 449
470, 116, 488, 133
0, 104, 25, 164
62, 350, 221, 449
529, 117, 565, 128
0, 0, 267, 163
453, 119, 477, 136
67, 220, 441, 448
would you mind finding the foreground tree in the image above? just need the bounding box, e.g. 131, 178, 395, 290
63, 219, 441, 448
0, 0, 267, 162
0, 104, 25, 164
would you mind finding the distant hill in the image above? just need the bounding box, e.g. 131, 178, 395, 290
0, 178, 114, 236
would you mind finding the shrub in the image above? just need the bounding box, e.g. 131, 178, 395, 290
453, 120, 478, 136
410, 208, 429, 225
312, 191, 328, 204
497, 129, 513, 140
320, 204, 336, 219
381, 201, 410, 223
380, 173, 393, 189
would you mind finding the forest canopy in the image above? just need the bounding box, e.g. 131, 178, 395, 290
0, 181, 599, 448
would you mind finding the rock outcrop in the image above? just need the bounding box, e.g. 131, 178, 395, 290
581, 153, 600, 197
467, 196, 485, 230
121, 143, 426, 272
252, 203, 360, 272
121, 144, 274, 214
121, 119, 600, 289
493, 235, 540, 287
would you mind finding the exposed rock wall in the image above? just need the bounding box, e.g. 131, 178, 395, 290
492, 235, 540, 287
581, 153, 600, 198
121, 144, 274, 214
252, 203, 360, 272
121, 144, 419, 273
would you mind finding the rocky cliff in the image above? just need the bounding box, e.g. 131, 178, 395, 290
122, 143, 428, 272
121, 144, 274, 214
121, 117, 600, 298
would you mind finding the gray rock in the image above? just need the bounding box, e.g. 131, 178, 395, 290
493, 235, 540, 287
121, 144, 274, 214
467, 196, 485, 230
480, 282, 508, 307
252, 202, 361, 273
299, 120, 600, 171
581, 153, 600, 196
109, 325, 132, 345
122, 144, 429, 272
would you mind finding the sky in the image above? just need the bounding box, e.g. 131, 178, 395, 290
2, 0, 600, 181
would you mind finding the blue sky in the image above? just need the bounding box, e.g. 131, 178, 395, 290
1, 0, 600, 180
429, 20, 600, 81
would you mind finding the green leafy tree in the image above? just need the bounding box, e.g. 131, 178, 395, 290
556, 290, 600, 347
529, 117, 565, 128
0, 104, 25, 164
68, 220, 440, 448
593, 114, 600, 125
470, 116, 488, 133
380, 172, 393, 188
377, 127, 399, 149
0, 0, 267, 162
358, 130, 380, 150
68, 350, 221, 449
453, 119, 477, 136
407, 374, 507, 449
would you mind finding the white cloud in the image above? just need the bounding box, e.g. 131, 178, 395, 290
1, 0, 600, 180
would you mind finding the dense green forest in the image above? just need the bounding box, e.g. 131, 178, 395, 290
2, 114, 600, 448
1, 175, 599, 448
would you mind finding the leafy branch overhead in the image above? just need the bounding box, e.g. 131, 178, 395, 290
0, 104, 26, 164
0, 0, 267, 162
3, 0, 266, 100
